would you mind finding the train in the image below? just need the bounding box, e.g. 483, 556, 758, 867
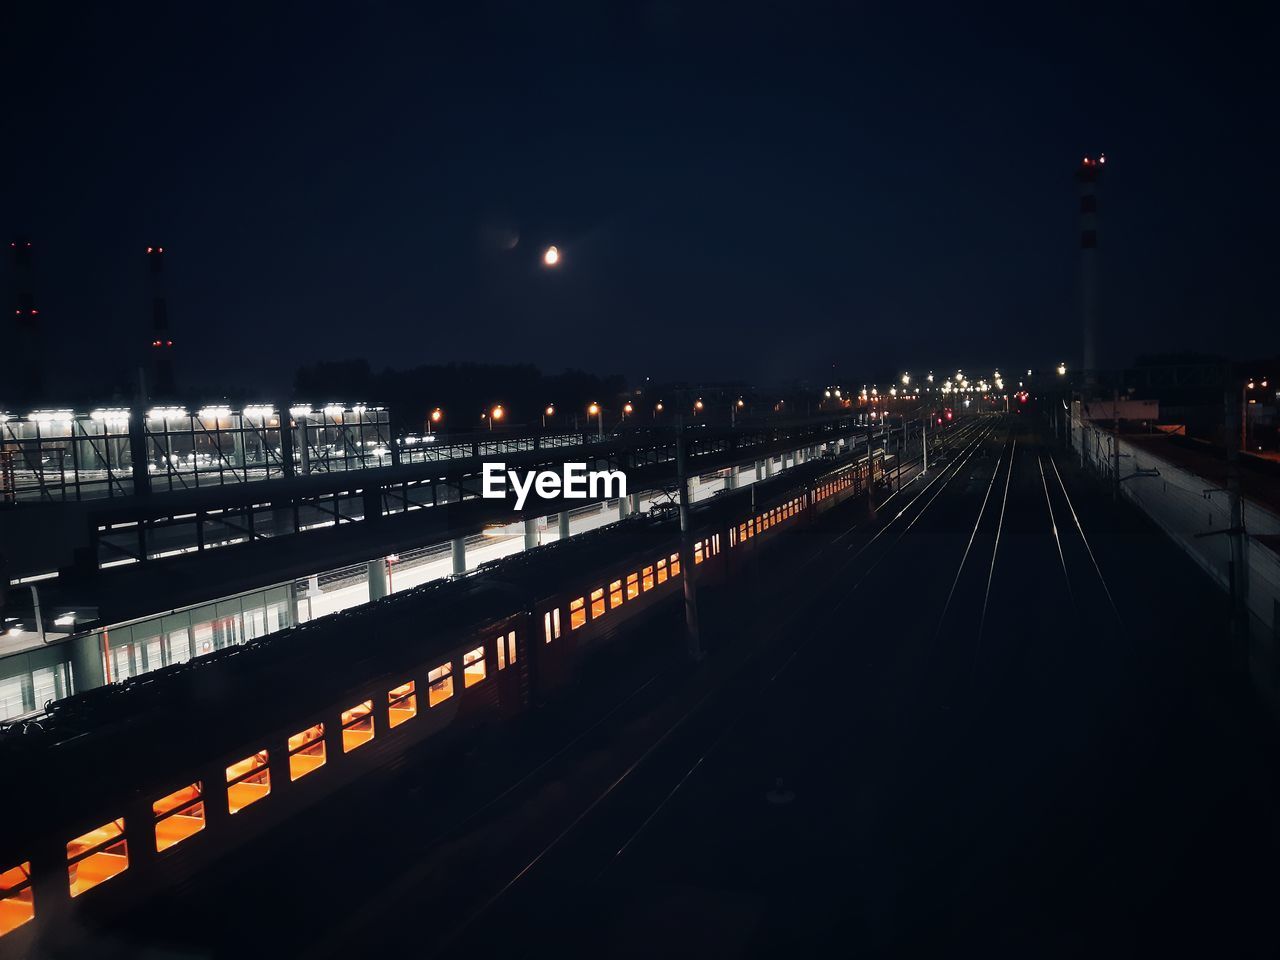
0, 447, 894, 955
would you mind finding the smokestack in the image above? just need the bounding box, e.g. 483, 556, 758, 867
1076, 154, 1104, 389
10, 238, 43, 404
146, 245, 175, 397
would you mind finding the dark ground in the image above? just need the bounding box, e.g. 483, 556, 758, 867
88, 414, 1279, 959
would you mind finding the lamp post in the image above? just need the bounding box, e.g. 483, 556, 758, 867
693, 399, 704, 419
489, 404, 504, 431
428, 407, 442, 435
588, 402, 602, 438
542, 404, 555, 429
732, 397, 744, 426
653, 401, 664, 420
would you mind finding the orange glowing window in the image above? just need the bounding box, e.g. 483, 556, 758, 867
0, 863, 34, 936
590, 588, 605, 619
609, 579, 624, 609
497, 631, 517, 670
642, 565, 654, 591
67, 819, 128, 897
153, 782, 205, 852
544, 609, 562, 643
342, 701, 375, 751
694, 542, 704, 564
570, 597, 586, 630
626, 573, 640, 600
463, 647, 486, 687
669, 553, 681, 576
389, 682, 417, 726
428, 663, 454, 705
288, 723, 326, 780
656, 559, 668, 584
226, 751, 270, 814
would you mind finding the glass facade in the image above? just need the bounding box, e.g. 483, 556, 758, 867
1, 404, 393, 503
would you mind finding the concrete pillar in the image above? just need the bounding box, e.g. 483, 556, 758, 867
367, 558, 388, 600
618, 497, 631, 519
629, 492, 642, 515
558, 511, 571, 540
451, 537, 467, 575
70, 631, 106, 694
524, 516, 538, 550
765, 457, 774, 478
727, 466, 739, 490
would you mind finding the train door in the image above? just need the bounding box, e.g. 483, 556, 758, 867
494, 627, 527, 717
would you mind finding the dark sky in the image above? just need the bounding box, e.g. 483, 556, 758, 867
4, 1, 1277, 396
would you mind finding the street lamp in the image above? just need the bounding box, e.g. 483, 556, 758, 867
588, 402, 602, 438
542, 404, 555, 428
623, 401, 633, 418
428, 407, 443, 435
693, 399, 704, 418
1057, 362, 1067, 376
901, 373, 910, 386
654, 401, 664, 419
732, 397, 744, 426
543, 245, 560, 266
489, 404, 505, 431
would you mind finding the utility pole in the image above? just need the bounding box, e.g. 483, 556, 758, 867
1224, 376, 1249, 678
866, 433, 876, 518
675, 416, 702, 661
1112, 388, 1121, 501
922, 413, 928, 474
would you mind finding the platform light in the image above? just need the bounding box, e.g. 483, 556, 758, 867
737, 398, 745, 408
623, 402, 633, 415
587, 402, 600, 416
197, 405, 232, 420
545, 405, 555, 418
491, 404, 505, 422
323, 404, 345, 416
146, 406, 188, 421
242, 405, 274, 419
694, 399, 704, 412
289, 405, 313, 418
54, 612, 77, 627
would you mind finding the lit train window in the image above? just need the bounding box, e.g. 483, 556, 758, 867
428, 663, 454, 705
288, 724, 326, 780
552, 608, 561, 638
656, 559, 668, 584
153, 782, 205, 852
226, 752, 270, 814
590, 588, 605, 619
669, 553, 681, 576
729, 528, 737, 548
694, 542, 704, 564
389, 682, 418, 726
341, 701, 375, 751
570, 597, 586, 630
626, 573, 640, 600
463, 647, 486, 687
496, 631, 517, 670
642, 566, 654, 591
67, 819, 128, 896
712, 534, 720, 553
0, 863, 34, 936
609, 579, 624, 608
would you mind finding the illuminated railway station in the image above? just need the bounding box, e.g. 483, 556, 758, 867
0, 399, 884, 721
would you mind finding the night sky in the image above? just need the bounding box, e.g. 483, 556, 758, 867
5, 2, 1277, 396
